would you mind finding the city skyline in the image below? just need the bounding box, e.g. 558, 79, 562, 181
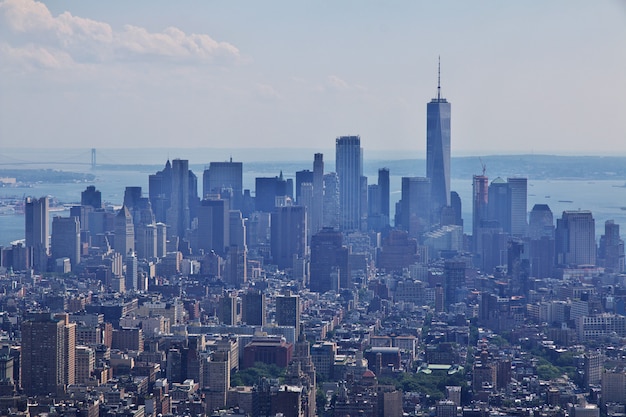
1, 0, 624, 155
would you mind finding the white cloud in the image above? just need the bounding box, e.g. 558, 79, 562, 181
0, 42, 74, 70
0, 0, 240, 68
255, 83, 282, 101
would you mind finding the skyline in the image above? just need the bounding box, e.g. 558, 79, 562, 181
0, 1, 625, 155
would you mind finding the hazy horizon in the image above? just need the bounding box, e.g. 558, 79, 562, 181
1, 1, 624, 155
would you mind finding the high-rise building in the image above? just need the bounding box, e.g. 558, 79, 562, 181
51, 216, 81, 268
242, 288, 266, 326
114, 205, 134, 257
397, 177, 431, 239
508, 177, 528, 237
21, 313, 75, 396
444, 260, 466, 309
276, 290, 300, 336
311, 153, 324, 235
556, 210, 596, 267
322, 172, 340, 229
472, 174, 489, 253
295, 170, 314, 204
125, 251, 138, 291
426, 60, 451, 218
25, 196, 49, 272
271, 205, 307, 270
167, 159, 191, 239
197, 197, 230, 257
528, 204, 555, 239
219, 292, 238, 325
202, 159, 243, 209
599, 220, 625, 273
488, 177, 511, 233
336, 135, 363, 231
81, 185, 101, 209
149, 160, 172, 223
309, 227, 350, 292
255, 173, 291, 213
378, 168, 390, 226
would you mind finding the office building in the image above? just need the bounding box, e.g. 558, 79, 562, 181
270, 205, 307, 270
426, 60, 451, 218
311, 153, 325, 235
309, 227, 350, 292
444, 260, 466, 308
508, 177, 528, 236
21, 313, 75, 396
378, 167, 390, 225
242, 288, 266, 326
488, 177, 511, 233
397, 177, 431, 239
599, 220, 625, 273
528, 204, 555, 239
125, 251, 138, 291
114, 205, 134, 257
322, 172, 340, 229
197, 197, 230, 257
275, 290, 300, 336
255, 173, 292, 213
203, 159, 243, 209
25, 196, 49, 272
295, 169, 314, 204
472, 174, 489, 253
51, 216, 81, 268
136, 223, 157, 260
556, 210, 596, 267
81, 185, 102, 209
219, 292, 238, 325
167, 159, 191, 239
336, 135, 363, 231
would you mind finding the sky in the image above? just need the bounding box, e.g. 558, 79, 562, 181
0, 0, 625, 157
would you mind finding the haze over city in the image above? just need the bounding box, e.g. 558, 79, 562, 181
1, 0, 625, 155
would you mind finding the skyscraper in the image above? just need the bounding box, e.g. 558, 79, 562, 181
276, 290, 300, 336
599, 220, 625, 273
335, 135, 363, 231
270, 205, 307, 270
167, 159, 191, 239
555, 210, 596, 267
114, 205, 134, 257
508, 177, 528, 237
197, 197, 230, 257
21, 313, 75, 396
322, 172, 340, 229
25, 196, 49, 272
378, 168, 390, 225
309, 227, 350, 292
397, 177, 431, 239
311, 153, 324, 235
80, 185, 101, 209
51, 216, 81, 268
242, 288, 266, 326
472, 174, 489, 252
426, 59, 451, 218
203, 159, 243, 209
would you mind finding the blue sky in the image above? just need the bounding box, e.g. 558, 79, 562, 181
0, 0, 624, 156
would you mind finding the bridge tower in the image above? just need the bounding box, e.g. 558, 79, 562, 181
91, 148, 96, 170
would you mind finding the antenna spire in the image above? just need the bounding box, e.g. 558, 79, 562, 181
437, 55, 441, 100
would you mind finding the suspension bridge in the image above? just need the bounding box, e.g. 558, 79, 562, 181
0, 149, 99, 169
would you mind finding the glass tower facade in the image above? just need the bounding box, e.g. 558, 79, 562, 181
426, 76, 451, 218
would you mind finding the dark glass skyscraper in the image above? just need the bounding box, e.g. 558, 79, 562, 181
426, 60, 451, 218
335, 135, 363, 231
